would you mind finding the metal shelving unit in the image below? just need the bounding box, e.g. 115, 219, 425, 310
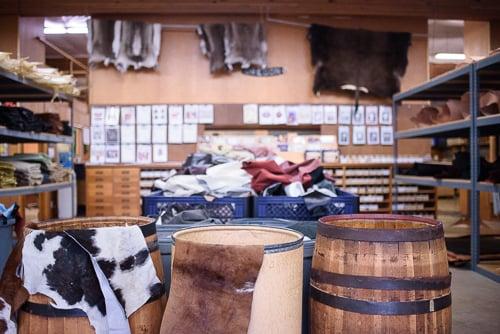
0, 69, 75, 214
393, 53, 500, 282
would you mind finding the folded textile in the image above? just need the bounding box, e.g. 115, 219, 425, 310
22, 226, 163, 334
88, 18, 162, 73
224, 22, 267, 70
0, 106, 46, 132
3, 154, 70, 183
308, 24, 411, 97
242, 159, 321, 193
0, 162, 16, 188
197, 24, 227, 73
4, 161, 43, 186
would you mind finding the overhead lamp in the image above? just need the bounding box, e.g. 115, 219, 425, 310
434, 52, 466, 61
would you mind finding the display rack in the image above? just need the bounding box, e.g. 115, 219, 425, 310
393, 53, 500, 282
0, 69, 75, 213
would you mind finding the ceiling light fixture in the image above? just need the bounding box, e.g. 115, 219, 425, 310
434, 52, 466, 61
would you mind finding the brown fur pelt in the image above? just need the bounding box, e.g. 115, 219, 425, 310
308, 24, 411, 98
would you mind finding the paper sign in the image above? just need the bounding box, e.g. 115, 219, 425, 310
286, 105, 299, 125
365, 106, 378, 125
137, 125, 151, 143
198, 104, 214, 124
259, 105, 273, 125
312, 105, 324, 124
367, 126, 380, 145
273, 105, 287, 125
120, 106, 136, 125
338, 105, 352, 125
91, 107, 106, 125
120, 125, 136, 143
105, 126, 120, 144
379, 106, 392, 125
121, 144, 136, 163
105, 145, 120, 163
338, 126, 350, 145
184, 104, 199, 124
153, 144, 168, 162
152, 125, 168, 144
91, 126, 105, 144
90, 144, 105, 164
243, 104, 258, 124
381, 126, 394, 145
136, 105, 152, 124
297, 105, 312, 124
183, 124, 198, 143
168, 105, 183, 124
352, 125, 366, 145
152, 105, 168, 124
168, 124, 183, 144
136, 145, 152, 163
105, 106, 120, 126
352, 106, 365, 125
323, 105, 337, 124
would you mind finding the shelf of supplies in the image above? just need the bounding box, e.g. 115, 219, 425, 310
0, 181, 73, 197
395, 175, 472, 190
0, 127, 73, 144
477, 114, 500, 136
395, 119, 471, 139
0, 68, 73, 102
393, 65, 471, 101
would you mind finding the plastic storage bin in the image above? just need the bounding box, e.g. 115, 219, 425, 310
142, 191, 251, 221
253, 190, 359, 220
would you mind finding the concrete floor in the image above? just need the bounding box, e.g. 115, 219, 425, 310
451, 267, 500, 333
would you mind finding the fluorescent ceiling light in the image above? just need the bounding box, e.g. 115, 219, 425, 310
44, 26, 67, 34
434, 52, 466, 60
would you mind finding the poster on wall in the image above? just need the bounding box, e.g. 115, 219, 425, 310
381, 126, 394, 145
105, 126, 120, 144
352, 126, 366, 145
168, 105, 184, 124
379, 106, 393, 125
274, 105, 287, 124
367, 126, 380, 145
137, 144, 152, 163
243, 104, 258, 124
338, 126, 350, 145
91, 107, 106, 126
120, 106, 136, 125
152, 125, 168, 144
91, 126, 105, 144
312, 105, 324, 124
298, 105, 312, 124
168, 124, 183, 143
136, 105, 152, 124
90, 145, 105, 164
338, 105, 352, 124
286, 105, 299, 125
152, 105, 168, 124
120, 125, 136, 143
153, 144, 168, 162
184, 104, 199, 124
365, 106, 378, 125
105, 145, 120, 163
198, 104, 214, 124
121, 144, 136, 163
104, 106, 120, 126
137, 125, 152, 143
259, 105, 273, 125
352, 106, 365, 125
183, 124, 198, 143
323, 105, 337, 124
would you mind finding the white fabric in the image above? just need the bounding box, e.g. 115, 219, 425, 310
0, 297, 16, 334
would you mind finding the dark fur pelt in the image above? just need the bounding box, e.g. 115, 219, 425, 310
197, 24, 227, 73
308, 24, 411, 98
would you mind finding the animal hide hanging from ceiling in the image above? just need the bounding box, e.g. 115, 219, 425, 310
308, 24, 412, 98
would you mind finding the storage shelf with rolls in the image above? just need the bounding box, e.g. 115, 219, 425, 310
392, 52, 500, 282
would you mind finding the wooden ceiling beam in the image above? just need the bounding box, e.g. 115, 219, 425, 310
1, 1, 500, 20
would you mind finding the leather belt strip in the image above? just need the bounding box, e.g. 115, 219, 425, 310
139, 222, 157, 238
317, 221, 444, 242
311, 269, 451, 290
310, 286, 451, 315
147, 239, 159, 253
21, 285, 166, 318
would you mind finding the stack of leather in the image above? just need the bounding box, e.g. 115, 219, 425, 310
0, 162, 16, 188
6, 154, 70, 184
0, 106, 45, 132
36, 113, 64, 134
7, 161, 43, 186
411, 90, 500, 126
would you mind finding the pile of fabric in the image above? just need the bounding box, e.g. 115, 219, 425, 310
88, 19, 162, 73
0, 154, 70, 185
154, 161, 252, 198
0, 162, 16, 188
197, 22, 267, 73
0, 106, 69, 135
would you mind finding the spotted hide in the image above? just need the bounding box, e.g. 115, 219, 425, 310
22, 226, 163, 334
0, 297, 16, 334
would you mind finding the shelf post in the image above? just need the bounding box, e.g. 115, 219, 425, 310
470, 64, 480, 270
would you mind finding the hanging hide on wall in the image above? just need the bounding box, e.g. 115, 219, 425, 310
197, 24, 228, 73
308, 24, 412, 98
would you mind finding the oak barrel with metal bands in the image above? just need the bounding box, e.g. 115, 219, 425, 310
18, 216, 165, 334
311, 214, 451, 334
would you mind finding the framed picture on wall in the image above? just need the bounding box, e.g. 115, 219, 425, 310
338, 105, 352, 124
338, 126, 350, 145
365, 106, 378, 125
379, 106, 393, 125
323, 105, 337, 124
352, 106, 365, 125
352, 126, 366, 145
381, 126, 394, 145
367, 126, 380, 145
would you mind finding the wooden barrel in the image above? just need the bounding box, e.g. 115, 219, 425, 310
166, 225, 304, 334
311, 214, 451, 334
18, 216, 165, 334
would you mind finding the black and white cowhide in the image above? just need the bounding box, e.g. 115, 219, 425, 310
22, 226, 162, 334
0, 297, 16, 334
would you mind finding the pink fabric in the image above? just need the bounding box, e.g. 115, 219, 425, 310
242, 159, 321, 193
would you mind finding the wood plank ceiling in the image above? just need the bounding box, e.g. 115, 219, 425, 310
1, 0, 500, 19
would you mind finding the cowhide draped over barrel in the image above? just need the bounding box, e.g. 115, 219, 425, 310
308, 24, 412, 98
160, 240, 264, 334
22, 226, 163, 334
0, 298, 16, 334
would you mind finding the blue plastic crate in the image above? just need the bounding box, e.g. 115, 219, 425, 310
253, 190, 359, 220
142, 192, 251, 221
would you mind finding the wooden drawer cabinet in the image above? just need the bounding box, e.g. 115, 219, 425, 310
86, 167, 141, 217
